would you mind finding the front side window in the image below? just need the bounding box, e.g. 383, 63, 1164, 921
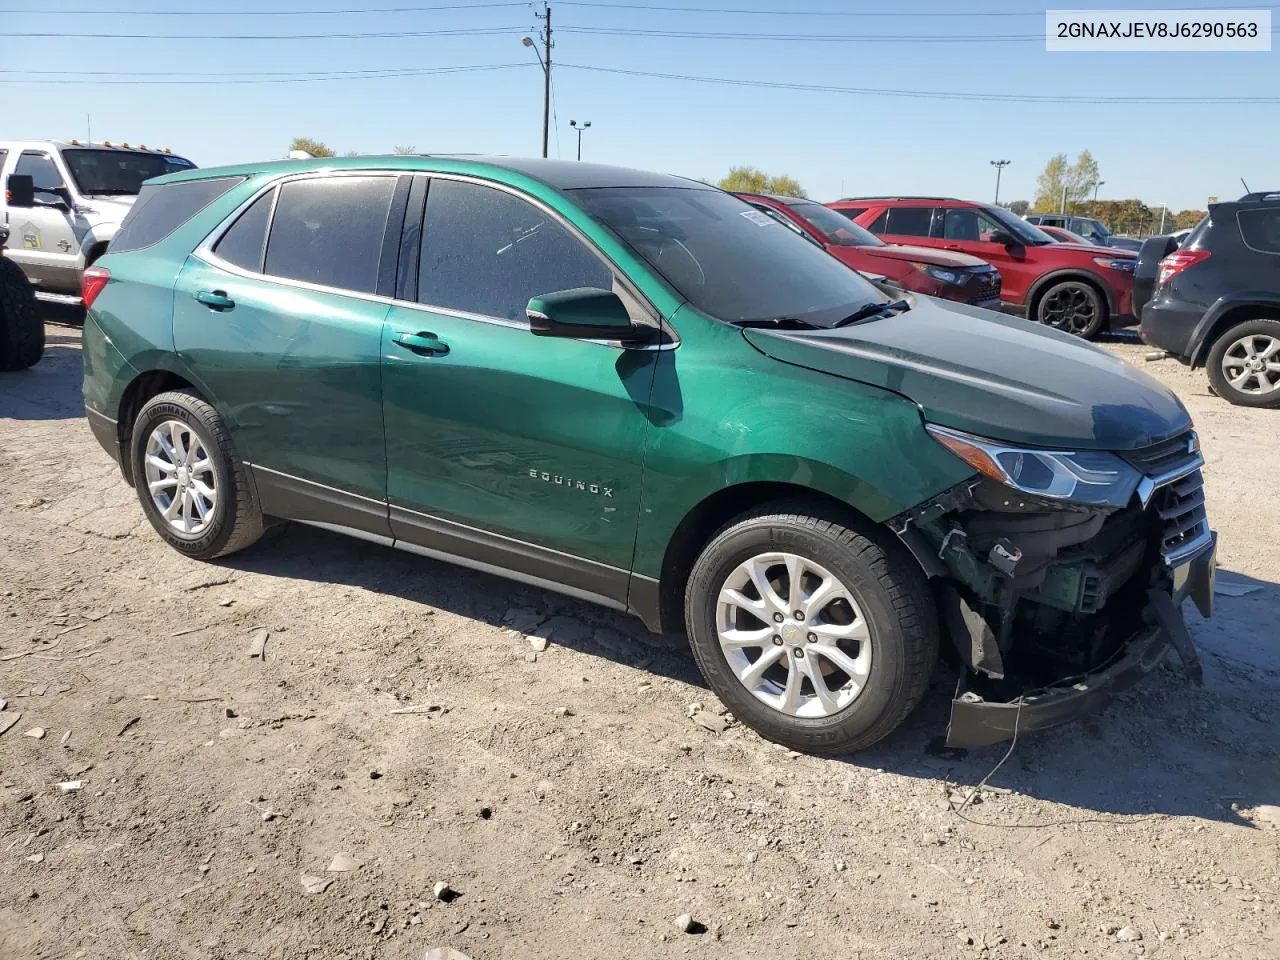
213, 188, 276, 271
418, 179, 612, 322
574, 185, 884, 327
1237, 208, 1280, 254
15, 152, 64, 193
942, 207, 1004, 242
787, 200, 884, 247
884, 207, 935, 237
263, 176, 396, 294
980, 205, 1055, 245
61, 149, 195, 197
111, 176, 243, 254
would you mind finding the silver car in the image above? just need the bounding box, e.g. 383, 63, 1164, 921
0, 139, 195, 303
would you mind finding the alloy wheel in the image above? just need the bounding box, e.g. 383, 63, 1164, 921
1040, 285, 1098, 336
715, 552, 872, 719
143, 419, 218, 536
1221, 334, 1280, 396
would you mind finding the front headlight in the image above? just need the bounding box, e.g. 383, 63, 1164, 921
1093, 256, 1136, 272
915, 263, 963, 285
926, 424, 1141, 507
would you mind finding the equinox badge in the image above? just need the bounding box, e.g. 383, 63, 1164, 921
528, 469, 613, 498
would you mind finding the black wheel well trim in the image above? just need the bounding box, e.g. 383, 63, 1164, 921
1186, 297, 1280, 367
1025, 269, 1116, 320
84, 240, 109, 266
113, 368, 201, 484
651, 480, 885, 635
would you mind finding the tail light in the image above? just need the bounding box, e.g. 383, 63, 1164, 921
1157, 249, 1210, 286
82, 266, 110, 309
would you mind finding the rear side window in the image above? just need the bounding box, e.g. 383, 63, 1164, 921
865, 209, 889, 233
834, 206, 866, 220
885, 207, 935, 237
264, 176, 395, 294
418, 179, 611, 322
1237, 209, 1280, 255
213, 188, 275, 272
111, 176, 243, 254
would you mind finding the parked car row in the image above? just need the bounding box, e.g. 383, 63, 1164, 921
72, 154, 1216, 756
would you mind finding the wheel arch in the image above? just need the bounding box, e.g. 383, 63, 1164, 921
1025, 269, 1115, 323
1187, 297, 1280, 367
114, 368, 200, 484
647, 481, 881, 635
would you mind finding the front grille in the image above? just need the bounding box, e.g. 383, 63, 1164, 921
970, 270, 1001, 299
1122, 431, 1196, 474
1153, 470, 1209, 559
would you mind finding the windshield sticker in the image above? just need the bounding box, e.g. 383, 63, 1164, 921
740, 210, 775, 227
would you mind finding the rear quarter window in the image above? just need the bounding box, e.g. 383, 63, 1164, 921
1236, 208, 1280, 255
110, 176, 244, 254
885, 207, 936, 237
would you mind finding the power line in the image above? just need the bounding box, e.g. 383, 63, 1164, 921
0, 63, 533, 85
2, 1, 526, 11
558, 63, 1280, 104
6, 26, 526, 39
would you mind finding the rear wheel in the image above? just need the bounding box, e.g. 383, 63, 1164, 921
684, 506, 938, 755
0, 256, 43, 372
1206, 319, 1280, 408
1035, 279, 1106, 339
130, 389, 264, 559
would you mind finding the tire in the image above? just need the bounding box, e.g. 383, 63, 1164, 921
684, 505, 938, 755
1205, 319, 1280, 409
0, 256, 44, 372
130, 389, 264, 559
1035, 279, 1106, 339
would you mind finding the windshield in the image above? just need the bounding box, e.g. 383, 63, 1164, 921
1081, 217, 1113, 238
573, 186, 885, 327
787, 200, 885, 247
61, 148, 196, 196
983, 205, 1055, 245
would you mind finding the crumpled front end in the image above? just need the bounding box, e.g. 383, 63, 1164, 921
890, 429, 1216, 748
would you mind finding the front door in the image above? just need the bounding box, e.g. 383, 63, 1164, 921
381, 176, 660, 605
5, 150, 80, 293
172, 174, 404, 536
937, 206, 1033, 302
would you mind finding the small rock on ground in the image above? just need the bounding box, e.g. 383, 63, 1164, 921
327, 853, 360, 872
674, 913, 695, 933
1116, 926, 1143, 942
693, 712, 728, 734
300, 874, 332, 894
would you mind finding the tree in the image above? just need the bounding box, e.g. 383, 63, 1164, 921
393, 145, 417, 155
1174, 209, 1207, 230
1033, 151, 1101, 214
289, 137, 335, 158
717, 166, 808, 198
1003, 199, 1030, 216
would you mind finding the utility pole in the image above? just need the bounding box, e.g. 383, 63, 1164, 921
1060, 183, 1068, 216
1159, 203, 1168, 233
989, 159, 1010, 204
540, 4, 552, 159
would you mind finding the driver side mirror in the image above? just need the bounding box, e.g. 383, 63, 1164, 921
988, 229, 1018, 247
527, 287, 655, 344
5, 174, 35, 208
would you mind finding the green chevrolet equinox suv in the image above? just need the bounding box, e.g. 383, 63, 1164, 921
82, 156, 1217, 754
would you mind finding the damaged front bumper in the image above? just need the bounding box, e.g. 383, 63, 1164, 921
945, 532, 1216, 749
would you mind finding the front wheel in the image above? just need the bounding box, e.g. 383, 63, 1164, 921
1035, 280, 1105, 339
684, 506, 938, 755
130, 389, 264, 559
1205, 319, 1280, 408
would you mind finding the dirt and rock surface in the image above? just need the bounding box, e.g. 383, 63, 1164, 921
2, 320, 1278, 960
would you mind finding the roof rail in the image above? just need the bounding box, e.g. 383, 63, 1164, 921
833, 195, 960, 203
1238, 191, 1280, 202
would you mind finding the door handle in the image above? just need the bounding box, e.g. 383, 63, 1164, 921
195, 289, 235, 310
392, 331, 450, 356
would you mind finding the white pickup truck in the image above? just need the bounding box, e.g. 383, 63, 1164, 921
0, 140, 195, 304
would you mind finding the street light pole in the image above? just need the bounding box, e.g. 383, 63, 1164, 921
1060, 183, 1068, 216
1093, 179, 1106, 202
569, 119, 591, 161
989, 159, 1010, 204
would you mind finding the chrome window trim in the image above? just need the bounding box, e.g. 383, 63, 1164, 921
193, 168, 680, 352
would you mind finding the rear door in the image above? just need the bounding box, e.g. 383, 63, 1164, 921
380, 175, 661, 605
866, 205, 941, 249
173, 173, 408, 536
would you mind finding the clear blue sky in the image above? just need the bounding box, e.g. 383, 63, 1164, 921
4, 0, 1277, 211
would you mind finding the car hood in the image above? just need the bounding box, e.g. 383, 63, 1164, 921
78, 195, 136, 222
856, 244, 989, 269
742, 296, 1190, 450
1049, 240, 1136, 260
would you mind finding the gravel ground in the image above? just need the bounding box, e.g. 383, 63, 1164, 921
1, 319, 1277, 960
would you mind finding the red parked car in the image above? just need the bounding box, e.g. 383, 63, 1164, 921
734, 192, 1001, 309
828, 197, 1137, 339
